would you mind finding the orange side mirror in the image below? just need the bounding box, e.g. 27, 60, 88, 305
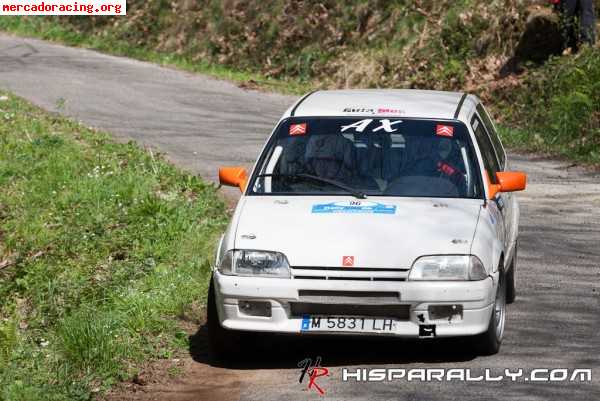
497, 171, 527, 192
488, 171, 527, 199
219, 167, 248, 192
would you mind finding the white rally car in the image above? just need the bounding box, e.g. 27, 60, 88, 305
208, 90, 526, 357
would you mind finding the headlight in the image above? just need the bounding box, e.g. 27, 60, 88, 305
217, 250, 291, 278
408, 255, 487, 281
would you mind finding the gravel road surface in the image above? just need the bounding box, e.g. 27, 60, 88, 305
1, 33, 598, 401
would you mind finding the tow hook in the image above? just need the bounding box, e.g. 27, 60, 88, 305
419, 324, 437, 338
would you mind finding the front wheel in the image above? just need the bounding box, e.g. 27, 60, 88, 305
474, 273, 506, 356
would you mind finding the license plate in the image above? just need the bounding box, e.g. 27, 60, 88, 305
301, 315, 397, 333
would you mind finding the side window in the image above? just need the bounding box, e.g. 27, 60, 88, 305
476, 104, 506, 170
472, 116, 501, 184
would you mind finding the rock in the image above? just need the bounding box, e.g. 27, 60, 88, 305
500, 10, 563, 77
516, 12, 563, 63
132, 373, 147, 386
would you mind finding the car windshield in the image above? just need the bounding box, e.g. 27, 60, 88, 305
250, 117, 483, 199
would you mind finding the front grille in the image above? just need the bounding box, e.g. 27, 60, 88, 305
290, 303, 411, 319
298, 290, 400, 305
291, 266, 409, 282
328, 277, 372, 281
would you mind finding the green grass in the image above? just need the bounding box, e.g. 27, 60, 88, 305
0, 16, 311, 95
0, 91, 228, 400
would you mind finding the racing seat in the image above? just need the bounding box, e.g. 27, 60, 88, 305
279, 137, 309, 176
353, 133, 390, 186
387, 135, 463, 196
304, 135, 379, 191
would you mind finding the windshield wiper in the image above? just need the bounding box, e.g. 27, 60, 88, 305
256, 173, 367, 199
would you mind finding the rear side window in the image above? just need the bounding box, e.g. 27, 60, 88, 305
476, 104, 505, 169
472, 116, 501, 184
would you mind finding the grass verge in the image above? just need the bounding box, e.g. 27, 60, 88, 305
0, 91, 228, 400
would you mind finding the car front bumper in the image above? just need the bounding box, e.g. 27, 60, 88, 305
213, 271, 496, 338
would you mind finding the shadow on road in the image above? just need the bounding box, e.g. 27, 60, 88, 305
188, 323, 478, 369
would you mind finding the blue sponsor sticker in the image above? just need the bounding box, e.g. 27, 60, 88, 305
301, 315, 311, 331
311, 201, 396, 215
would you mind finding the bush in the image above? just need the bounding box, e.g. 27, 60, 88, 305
499, 48, 600, 162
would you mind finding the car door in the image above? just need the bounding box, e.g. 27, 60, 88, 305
471, 113, 508, 257
475, 104, 518, 258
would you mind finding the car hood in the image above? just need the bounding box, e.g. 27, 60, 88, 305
234, 196, 482, 269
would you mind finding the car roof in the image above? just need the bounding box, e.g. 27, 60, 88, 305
285, 89, 476, 121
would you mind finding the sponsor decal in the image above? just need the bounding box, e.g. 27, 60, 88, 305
343, 107, 375, 114
290, 123, 307, 136
342, 107, 405, 115
373, 119, 402, 133
436, 124, 454, 138
341, 119, 373, 133
342, 256, 355, 267
312, 201, 396, 214
340, 119, 403, 133
377, 107, 405, 115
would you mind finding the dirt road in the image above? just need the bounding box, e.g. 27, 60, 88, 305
1, 34, 599, 401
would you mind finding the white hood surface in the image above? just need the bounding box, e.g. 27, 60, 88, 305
234, 196, 483, 269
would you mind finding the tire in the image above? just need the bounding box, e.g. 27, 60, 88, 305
207, 277, 243, 361
474, 272, 506, 356
506, 244, 518, 304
